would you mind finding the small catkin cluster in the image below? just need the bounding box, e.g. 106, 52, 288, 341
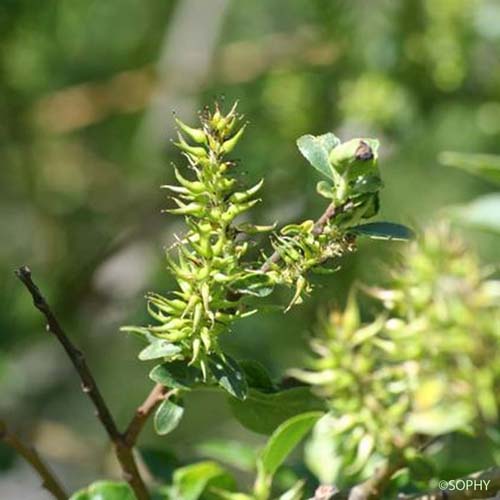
123, 102, 390, 388
123, 103, 268, 372
294, 225, 500, 483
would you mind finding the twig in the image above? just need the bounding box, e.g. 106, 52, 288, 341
0, 420, 67, 500
260, 201, 340, 273
15, 266, 150, 500
124, 383, 169, 447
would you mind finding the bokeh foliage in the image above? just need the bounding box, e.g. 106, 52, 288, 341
1, 0, 500, 497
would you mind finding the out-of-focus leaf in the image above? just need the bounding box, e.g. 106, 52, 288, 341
150, 361, 202, 390
196, 439, 257, 472
305, 414, 342, 484
276, 479, 305, 500
70, 481, 134, 500
154, 399, 184, 435
254, 412, 323, 498
139, 340, 182, 361
407, 403, 472, 436
208, 353, 248, 400
297, 133, 340, 180
239, 360, 276, 393
139, 447, 179, 483
350, 222, 414, 241
439, 151, 500, 185
170, 461, 236, 500
229, 387, 326, 435
448, 194, 500, 233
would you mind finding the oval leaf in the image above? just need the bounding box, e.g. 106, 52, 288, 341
297, 133, 340, 180
70, 481, 134, 500
154, 399, 184, 435
171, 461, 236, 500
258, 411, 323, 478
350, 222, 414, 241
150, 361, 202, 390
229, 387, 325, 435
208, 353, 248, 400
254, 412, 323, 497
139, 340, 182, 361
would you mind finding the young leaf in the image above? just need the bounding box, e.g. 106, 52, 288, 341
150, 361, 202, 390
69, 481, 134, 500
171, 461, 236, 500
229, 387, 326, 435
207, 353, 248, 400
138, 340, 182, 361
350, 222, 414, 241
297, 133, 340, 180
254, 412, 323, 498
154, 399, 184, 435
439, 151, 500, 185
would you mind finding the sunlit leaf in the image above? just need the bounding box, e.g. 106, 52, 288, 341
70, 481, 134, 500
138, 340, 182, 361
208, 353, 248, 400
254, 412, 323, 498
154, 399, 184, 435
170, 461, 236, 500
297, 133, 340, 180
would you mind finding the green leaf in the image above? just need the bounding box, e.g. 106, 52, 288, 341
230, 273, 275, 297
351, 174, 382, 194
150, 361, 202, 390
316, 180, 336, 199
297, 133, 340, 180
207, 353, 248, 400
448, 194, 500, 233
139, 447, 179, 483
439, 151, 500, 185
139, 340, 182, 361
239, 360, 276, 392
350, 222, 414, 241
229, 387, 326, 435
407, 403, 473, 436
171, 461, 236, 500
70, 481, 134, 500
277, 480, 306, 500
254, 412, 323, 498
154, 399, 184, 435
196, 439, 257, 472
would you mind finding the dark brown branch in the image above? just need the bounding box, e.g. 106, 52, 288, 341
124, 383, 169, 447
0, 420, 67, 500
15, 266, 150, 500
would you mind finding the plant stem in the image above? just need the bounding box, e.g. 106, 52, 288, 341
260, 201, 342, 273
0, 420, 67, 500
124, 383, 169, 447
15, 266, 150, 500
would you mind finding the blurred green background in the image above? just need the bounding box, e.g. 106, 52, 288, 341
1, 0, 500, 497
